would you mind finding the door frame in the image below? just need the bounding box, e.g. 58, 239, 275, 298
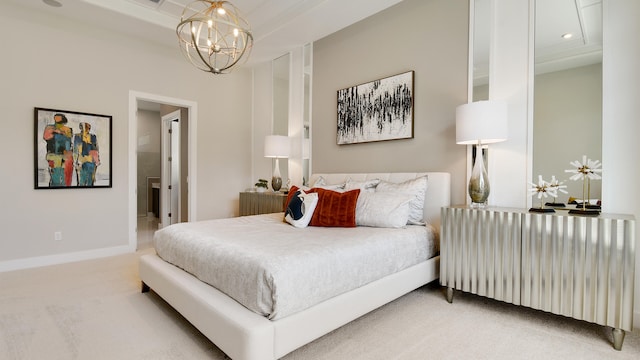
128, 91, 198, 251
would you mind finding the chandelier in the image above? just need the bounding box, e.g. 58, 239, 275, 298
176, 1, 253, 74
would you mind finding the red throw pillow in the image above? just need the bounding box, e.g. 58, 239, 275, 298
308, 188, 360, 227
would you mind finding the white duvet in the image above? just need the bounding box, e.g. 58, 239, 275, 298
153, 213, 436, 320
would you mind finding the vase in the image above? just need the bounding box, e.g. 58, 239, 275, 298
468, 148, 489, 207
271, 158, 282, 192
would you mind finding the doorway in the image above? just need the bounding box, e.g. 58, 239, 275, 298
128, 91, 198, 251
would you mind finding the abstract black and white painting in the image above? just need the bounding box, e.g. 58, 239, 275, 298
337, 71, 414, 145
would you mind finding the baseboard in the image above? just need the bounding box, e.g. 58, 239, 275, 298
635, 311, 640, 330
0, 244, 134, 273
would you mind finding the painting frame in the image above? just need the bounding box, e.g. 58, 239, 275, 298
34, 107, 112, 189
337, 70, 414, 145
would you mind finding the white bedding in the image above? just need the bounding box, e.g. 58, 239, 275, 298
154, 212, 436, 320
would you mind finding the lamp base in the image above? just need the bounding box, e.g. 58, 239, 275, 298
470, 202, 487, 209
271, 176, 282, 192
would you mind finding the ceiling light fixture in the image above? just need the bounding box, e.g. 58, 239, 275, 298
561, 33, 573, 39
176, 1, 253, 75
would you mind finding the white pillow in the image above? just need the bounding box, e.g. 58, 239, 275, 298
284, 190, 319, 228
344, 178, 380, 193
356, 192, 412, 228
312, 176, 345, 190
375, 175, 428, 225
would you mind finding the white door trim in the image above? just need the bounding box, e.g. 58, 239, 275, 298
128, 91, 198, 251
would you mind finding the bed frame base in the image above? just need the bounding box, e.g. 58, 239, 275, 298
140, 253, 439, 360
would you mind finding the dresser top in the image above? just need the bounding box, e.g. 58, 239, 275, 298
444, 205, 635, 221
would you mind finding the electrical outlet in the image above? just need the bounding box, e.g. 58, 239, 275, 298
54, 231, 62, 241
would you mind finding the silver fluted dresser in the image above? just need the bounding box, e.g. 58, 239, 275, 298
239, 191, 287, 216
440, 206, 636, 350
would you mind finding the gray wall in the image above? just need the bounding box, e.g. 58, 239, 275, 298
312, 0, 469, 205
0, 1, 251, 265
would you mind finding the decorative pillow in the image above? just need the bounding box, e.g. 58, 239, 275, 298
355, 192, 412, 228
312, 176, 346, 191
286, 185, 300, 205
308, 188, 360, 227
344, 178, 380, 193
284, 189, 319, 228
375, 175, 428, 225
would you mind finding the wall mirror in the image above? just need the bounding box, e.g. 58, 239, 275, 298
472, 0, 490, 102
302, 43, 312, 186
273, 52, 290, 185
532, 0, 602, 205
470, 0, 491, 185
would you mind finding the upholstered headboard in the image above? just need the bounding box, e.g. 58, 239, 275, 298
308, 172, 451, 230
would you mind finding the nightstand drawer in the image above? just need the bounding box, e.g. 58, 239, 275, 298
239, 192, 287, 216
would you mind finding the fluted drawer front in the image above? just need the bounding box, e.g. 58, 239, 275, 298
440, 207, 522, 304
239, 192, 287, 216
441, 206, 635, 332
522, 213, 635, 331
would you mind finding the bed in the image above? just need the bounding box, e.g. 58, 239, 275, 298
139, 172, 451, 360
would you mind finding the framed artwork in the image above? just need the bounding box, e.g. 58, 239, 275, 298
34, 107, 112, 189
337, 70, 414, 145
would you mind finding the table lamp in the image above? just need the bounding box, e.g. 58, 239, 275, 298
455, 100, 508, 207
264, 135, 290, 191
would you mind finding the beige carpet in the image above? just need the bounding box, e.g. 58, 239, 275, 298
1, 249, 638, 360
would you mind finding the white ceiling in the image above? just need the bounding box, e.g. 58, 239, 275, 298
474, 0, 602, 84
9, 0, 404, 66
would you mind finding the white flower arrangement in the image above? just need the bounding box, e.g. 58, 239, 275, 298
529, 175, 556, 198
565, 155, 602, 214
565, 155, 602, 181
529, 175, 557, 212
547, 175, 568, 204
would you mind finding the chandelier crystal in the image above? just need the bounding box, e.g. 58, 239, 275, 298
176, 1, 253, 74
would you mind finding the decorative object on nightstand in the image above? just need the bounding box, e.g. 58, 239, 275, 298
254, 179, 268, 193
264, 135, 290, 192
455, 100, 508, 207
545, 175, 568, 207
528, 175, 556, 213
565, 155, 602, 216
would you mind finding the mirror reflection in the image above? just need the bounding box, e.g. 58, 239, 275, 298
273, 53, 290, 185
533, 0, 602, 205
472, 0, 490, 102
303, 43, 312, 186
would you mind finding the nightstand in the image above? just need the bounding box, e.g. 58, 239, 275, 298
239, 191, 288, 216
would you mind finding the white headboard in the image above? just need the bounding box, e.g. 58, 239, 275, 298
309, 172, 451, 230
